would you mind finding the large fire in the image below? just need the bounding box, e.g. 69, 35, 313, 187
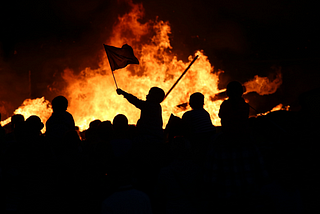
0, 1, 287, 132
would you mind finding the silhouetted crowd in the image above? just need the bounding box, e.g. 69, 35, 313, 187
0, 81, 319, 214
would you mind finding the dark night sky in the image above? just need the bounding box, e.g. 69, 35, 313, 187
1, 0, 320, 118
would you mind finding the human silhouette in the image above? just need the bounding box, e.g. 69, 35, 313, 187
182, 92, 216, 135
218, 81, 249, 134
45, 96, 75, 158
46, 95, 75, 141
24, 115, 44, 138
1, 115, 56, 214
107, 114, 134, 189
116, 87, 165, 142
0, 114, 26, 213
110, 114, 132, 158
55, 129, 86, 213
113, 114, 129, 134
85, 119, 102, 144
117, 87, 166, 198
10, 114, 25, 131
204, 81, 271, 213
181, 92, 216, 164
182, 93, 215, 138
5, 114, 25, 144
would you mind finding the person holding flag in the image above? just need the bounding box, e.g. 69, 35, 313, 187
104, 43, 165, 142
116, 87, 165, 143
116, 86, 165, 197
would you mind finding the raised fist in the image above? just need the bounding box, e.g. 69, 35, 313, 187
116, 88, 124, 95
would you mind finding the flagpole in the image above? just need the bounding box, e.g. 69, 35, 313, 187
164, 55, 199, 100
111, 70, 119, 89
104, 44, 139, 90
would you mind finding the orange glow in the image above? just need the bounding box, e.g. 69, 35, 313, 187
256, 104, 290, 116
0, 2, 288, 132
244, 67, 282, 95
0, 97, 52, 133
63, 2, 224, 131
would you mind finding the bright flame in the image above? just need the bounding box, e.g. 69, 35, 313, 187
0, 97, 52, 133
63, 2, 224, 131
0, 1, 287, 132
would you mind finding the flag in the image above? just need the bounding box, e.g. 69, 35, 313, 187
104, 44, 139, 71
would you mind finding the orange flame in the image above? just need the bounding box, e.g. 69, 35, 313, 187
256, 104, 290, 116
0, 2, 287, 132
0, 97, 52, 133
62, 2, 225, 131
244, 67, 282, 95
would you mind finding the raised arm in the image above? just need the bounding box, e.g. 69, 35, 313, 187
116, 88, 144, 109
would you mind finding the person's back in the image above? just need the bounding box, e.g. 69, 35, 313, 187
182, 93, 216, 160
46, 96, 75, 140
5, 114, 25, 144
218, 81, 250, 134
182, 92, 216, 136
110, 114, 133, 158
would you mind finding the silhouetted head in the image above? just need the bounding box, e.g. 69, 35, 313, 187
25, 115, 44, 133
11, 114, 25, 129
113, 114, 128, 132
189, 92, 204, 109
226, 81, 244, 98
85, 119, 101, 142
97, 120, 113, 140
146, 87, 165, 103
89, 119, 102, 129
52, 96, 68, 112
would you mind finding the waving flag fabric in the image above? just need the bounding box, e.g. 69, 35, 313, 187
104, 44, 139, 71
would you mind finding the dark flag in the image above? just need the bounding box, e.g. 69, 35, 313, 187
104, 44, 139, 71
